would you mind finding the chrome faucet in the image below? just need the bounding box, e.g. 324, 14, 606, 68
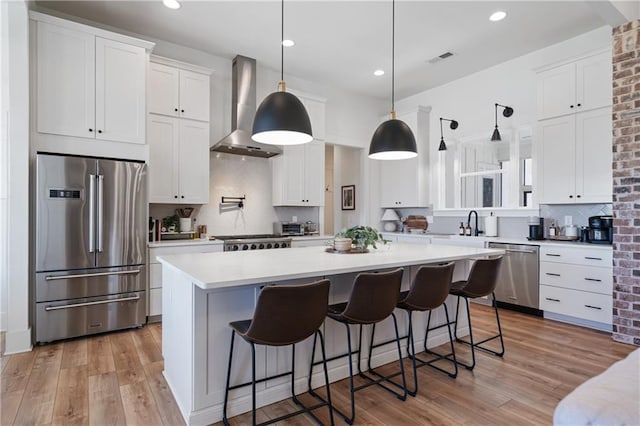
467, 210, 483, 237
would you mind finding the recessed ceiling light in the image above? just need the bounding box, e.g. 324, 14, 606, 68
282, 39, 295, 47
163, 0, 181, 9
374, 70, 385, 77
489, 11, 507, 22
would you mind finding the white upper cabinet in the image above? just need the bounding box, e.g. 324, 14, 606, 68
36, 22, 95, 139
34, 16, 150, 144
147, 115, 209, 204
538, 107, 612, 204
290, 90, 326, 141
378, 107, 431, 208
95, 37, 146, 144
536, 49, 612, 205
272, 140, 325, 206
148, 63, 179, 117
537, 50, 612, 120
149, 57, 210, 122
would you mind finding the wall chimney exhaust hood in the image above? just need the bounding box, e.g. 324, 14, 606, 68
211, 55, 282, 158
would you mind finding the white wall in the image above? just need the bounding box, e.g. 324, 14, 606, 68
4, 0, 31, 354
391, 26, 612, 212
333, 145, 363, 232
1, 0, 9, 333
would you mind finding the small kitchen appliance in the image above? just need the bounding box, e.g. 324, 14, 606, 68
588, 215, 613, 244
304, 221, 319, 235
527, 216, 545, 241
273, 222, 305, 236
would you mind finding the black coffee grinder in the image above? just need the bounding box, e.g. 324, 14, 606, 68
527, 216, 545, 240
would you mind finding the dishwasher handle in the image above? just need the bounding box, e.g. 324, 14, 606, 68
504, 248, 538, 254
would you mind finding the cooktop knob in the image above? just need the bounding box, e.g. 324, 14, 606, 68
258, 243, 265, 249
251, 244, 257, 250
232, 245, 239, 251
274, 243, 280, 248
242, 244, 249, 250
266, 243, 272, 249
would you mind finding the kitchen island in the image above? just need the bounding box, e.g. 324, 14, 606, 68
158, 243, 504, 425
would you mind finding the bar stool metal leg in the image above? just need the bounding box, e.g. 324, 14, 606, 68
222, 330, 236, 426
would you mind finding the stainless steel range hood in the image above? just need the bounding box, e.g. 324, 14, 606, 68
211, 55, 282, 158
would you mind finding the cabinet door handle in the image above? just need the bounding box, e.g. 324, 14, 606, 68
569, 195, 573, 198
98, 130, 102, 134
545, 272, 561, 277
545, 297, 561, 302
89, 128, 93, 132
577, 103, 581, 107
570, 105, 574, 108
181, 109, 185, 113
585, 257, 602, 261
545, 253, 561, 257
584, 278, 602, 282
174, 195, 178, 199
174, 108, 178, 112
577, 195, 581, 198
181, 195, 185, 199
584, 305, 602, 310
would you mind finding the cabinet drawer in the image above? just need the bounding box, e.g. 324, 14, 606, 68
149, 263, 162, 289
540, 246, 611, 267
540, 285, 611, 324
149, 288, 162, 317
540, 262, 612, 295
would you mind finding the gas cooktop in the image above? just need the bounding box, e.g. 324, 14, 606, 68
212, 234, 292, 251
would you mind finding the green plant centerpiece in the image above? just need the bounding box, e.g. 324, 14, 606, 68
336, 225, 386, 251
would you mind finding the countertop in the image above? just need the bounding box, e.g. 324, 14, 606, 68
381, 232, 612, 250
157, 243, 503, 290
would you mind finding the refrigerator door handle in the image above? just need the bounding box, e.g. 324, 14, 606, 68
44, 269, 141, 281
97, 175, 104, 252
88, 174, 96, 253
44, 295, 140, 311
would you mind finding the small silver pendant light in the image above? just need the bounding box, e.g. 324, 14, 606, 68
252, 0, 312, 145
368, 0, 417, 160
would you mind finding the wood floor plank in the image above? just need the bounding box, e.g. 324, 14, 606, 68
130, 327, 162, 366
1, 390, 25, 425
143, 360, 185, 426
51, 365, 88, 426
148, 323, 163, 348
13, 343, 63, 426
1, 350, 36, 394
88, 372, 127, 426
60, 339, 87, 370
110, 332, 145, 386
119, 380, 164, 426
87, 335, 115, 376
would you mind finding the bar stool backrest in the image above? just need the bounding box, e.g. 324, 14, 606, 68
341, 268, 404, 324
245, 280, 330, 346
461, 256, 503, 298
403, 262, 455, 311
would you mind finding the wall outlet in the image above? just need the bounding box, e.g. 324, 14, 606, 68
292, 216, 297, 222
564, 215, 572, 225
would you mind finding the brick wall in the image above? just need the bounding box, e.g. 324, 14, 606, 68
612, 20, 640, 346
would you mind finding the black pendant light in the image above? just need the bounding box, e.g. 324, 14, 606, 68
491, 103, 514, 141
438, 117, 458, 151
368, 0, 417, 160
252, 0, 312, 145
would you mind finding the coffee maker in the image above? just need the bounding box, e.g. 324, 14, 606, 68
527, 216, 545, 241
588, 215, 613, 244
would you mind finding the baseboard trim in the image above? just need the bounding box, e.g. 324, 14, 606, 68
4, 327, 32, 354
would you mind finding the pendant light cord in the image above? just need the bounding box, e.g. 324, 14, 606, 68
494, 103, 498, 128
391, 0, 395, 114
281, 0, 284, 82
440, 118, 443, 137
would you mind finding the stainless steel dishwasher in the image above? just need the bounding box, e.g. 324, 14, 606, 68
488, 242, 541, 315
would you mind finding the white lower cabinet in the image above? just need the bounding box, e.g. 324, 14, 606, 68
539, 246, 612, 330
148, 243, 223, 319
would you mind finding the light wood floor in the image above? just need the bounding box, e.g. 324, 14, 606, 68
1, 305, 635, 425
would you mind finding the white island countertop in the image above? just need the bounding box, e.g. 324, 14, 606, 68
157, 243, 503, 291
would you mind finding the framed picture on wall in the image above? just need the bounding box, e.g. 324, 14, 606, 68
341, 185, 355, 210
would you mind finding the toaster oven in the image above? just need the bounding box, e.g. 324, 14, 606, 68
274, 222, 305, 236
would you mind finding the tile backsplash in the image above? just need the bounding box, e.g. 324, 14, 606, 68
539, 203, 612, 227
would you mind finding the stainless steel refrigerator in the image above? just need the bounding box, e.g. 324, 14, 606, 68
35, 153, 147, 343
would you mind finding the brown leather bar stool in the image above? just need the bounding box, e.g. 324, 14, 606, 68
448, 256, 505, 370
308, 268, 407, 425
222, 280, 334, 426
398, 262, 458, 395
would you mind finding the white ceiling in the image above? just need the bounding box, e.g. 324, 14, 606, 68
37, 1, 608, 100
